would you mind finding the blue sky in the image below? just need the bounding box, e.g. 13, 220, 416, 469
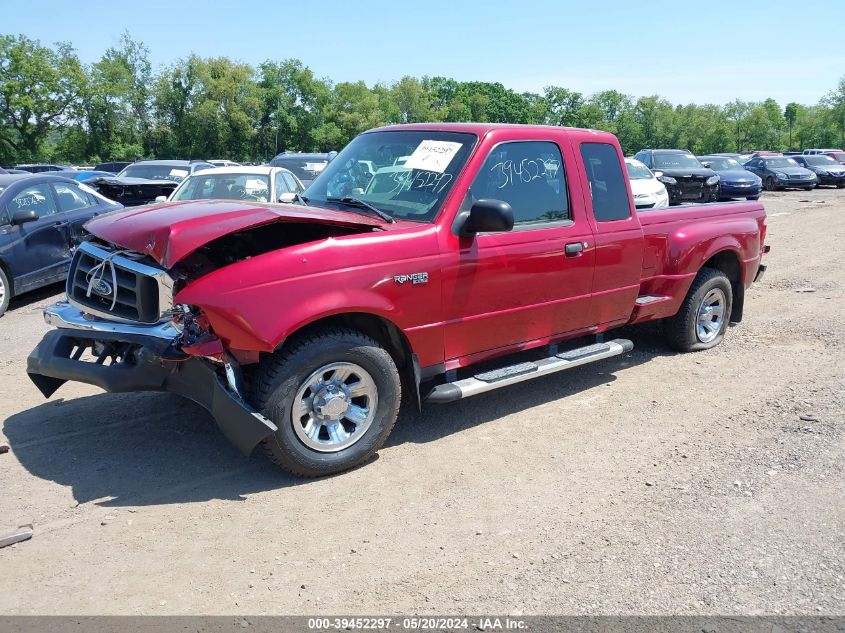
7, 0, 844, 107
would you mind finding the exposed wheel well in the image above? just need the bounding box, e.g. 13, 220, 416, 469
0, 258, 13, 297
701, 250, 743, 322
278, 313, 420, 409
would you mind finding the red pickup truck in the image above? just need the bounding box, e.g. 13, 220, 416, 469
27, 123, 768, 476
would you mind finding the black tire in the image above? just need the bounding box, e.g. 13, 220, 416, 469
0, 266, 10, 317
764, 177, 777, 191
746, 195, 760, 201
804, 186, 814, 191
252, 327, 401, 477
836, 183, 845, 189
664, 267, 733, 352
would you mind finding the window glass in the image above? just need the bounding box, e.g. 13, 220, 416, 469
53, 183, 94, 212
5, 184, 57, 219
653, 152, 702, 169
282, 171, 302, 193
172, 173, 271, 202
118, 164, 190, 182
465, 141, 569, 225
580, 143, 631, 222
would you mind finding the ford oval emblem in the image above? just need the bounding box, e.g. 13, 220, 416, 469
91, 279, 113, 298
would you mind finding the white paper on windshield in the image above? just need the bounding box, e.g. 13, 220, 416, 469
169, 168, 189, 178
403, 140, 462, 173
305, 162, 327, 173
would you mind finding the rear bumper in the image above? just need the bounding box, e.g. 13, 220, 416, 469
27, 303, 277, 455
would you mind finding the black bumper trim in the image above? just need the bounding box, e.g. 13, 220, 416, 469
27, 329, 277, 455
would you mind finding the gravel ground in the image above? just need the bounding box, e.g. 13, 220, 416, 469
0, 189, 843, 615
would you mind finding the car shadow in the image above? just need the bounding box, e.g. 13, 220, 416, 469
4, 326, 675, 506
6, 281, 64, 313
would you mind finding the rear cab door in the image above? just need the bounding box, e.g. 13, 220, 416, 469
570, 133, 645, 327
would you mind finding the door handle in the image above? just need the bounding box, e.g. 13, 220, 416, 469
565, 241, 584, 256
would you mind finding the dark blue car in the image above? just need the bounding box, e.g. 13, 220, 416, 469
0, 174, 122, 316
698, 155, 762, 200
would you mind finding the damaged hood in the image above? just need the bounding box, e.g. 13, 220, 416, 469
84, 200, 384, 268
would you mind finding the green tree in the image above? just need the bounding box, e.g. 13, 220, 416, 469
0, 35, 87, 161
784, 102, 800, 149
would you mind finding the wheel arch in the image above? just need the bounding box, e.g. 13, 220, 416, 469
275, 311, 421, 411
0, 257, 14, 298
701, 249, 744, 322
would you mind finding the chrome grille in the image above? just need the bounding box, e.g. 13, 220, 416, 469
67, 242, 174, 324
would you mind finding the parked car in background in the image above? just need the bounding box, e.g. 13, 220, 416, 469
85, 159, 216, 207
13, 164, 72, 173
632, 149, 720, 204
94, 161, 132, 174
208, 159, 242, 168
159, 166, 304, 203
624, 158, 669, 209
743, 156, 817, 191
269, 151, 338, 187
789, 155, 845, 187
698, 155, 762, 200
0, 174, 122, 316
824, 150, 845, 165
803, 148, 841, 155
71, 170, 117, 182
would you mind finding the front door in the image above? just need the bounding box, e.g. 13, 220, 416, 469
441, 139, 596, 364
0, 182, 70, 290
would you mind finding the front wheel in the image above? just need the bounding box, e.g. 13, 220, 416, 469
0, 267, 10, 317
746, 195, 760, 201
764, 177, 777, 191
252, 328, 401, 477
804, 186, 814, 191
664, 268, 733, 352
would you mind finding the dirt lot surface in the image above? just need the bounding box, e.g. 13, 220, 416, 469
1, 190, 843, 616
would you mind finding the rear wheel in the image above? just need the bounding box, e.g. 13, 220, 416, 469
0, 267, 10, 317
252, 328, 401, 477
664, 268, 733, 352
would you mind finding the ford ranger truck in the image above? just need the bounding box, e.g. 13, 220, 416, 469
27, 124, 768, 477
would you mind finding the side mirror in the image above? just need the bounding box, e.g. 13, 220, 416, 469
278, 192, 296, 203
154, 195, 167, 203
700, 162, 711, 168
459, 199, 514, 236
11, 209, 38, 225
653, 170, 664, 179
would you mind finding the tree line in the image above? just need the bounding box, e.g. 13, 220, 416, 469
1, 32, 844, 166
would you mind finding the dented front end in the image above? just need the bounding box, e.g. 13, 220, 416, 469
25, 200, 382, 454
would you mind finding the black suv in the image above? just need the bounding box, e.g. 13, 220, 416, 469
632, 149, 720, 204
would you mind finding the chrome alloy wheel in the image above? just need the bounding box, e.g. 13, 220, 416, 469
696, 288, 726, 343
291, 362, 378, 453
0, 276, 5, 305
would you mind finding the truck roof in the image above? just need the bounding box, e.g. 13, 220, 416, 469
367, 122, 619, 142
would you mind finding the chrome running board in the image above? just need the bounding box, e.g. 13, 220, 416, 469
426, 338, 633, 403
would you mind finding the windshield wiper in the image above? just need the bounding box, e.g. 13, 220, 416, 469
327, 196, 395, 223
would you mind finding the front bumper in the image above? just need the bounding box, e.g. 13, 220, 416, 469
816, 173, 845, 186
778, 177, 816, 188
666, 182, 719, 204
27, 302, 277, 455
719, 182, 762, 198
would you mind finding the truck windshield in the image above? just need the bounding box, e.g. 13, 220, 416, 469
653, 153, 702, 170
305, 130, 477, 222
